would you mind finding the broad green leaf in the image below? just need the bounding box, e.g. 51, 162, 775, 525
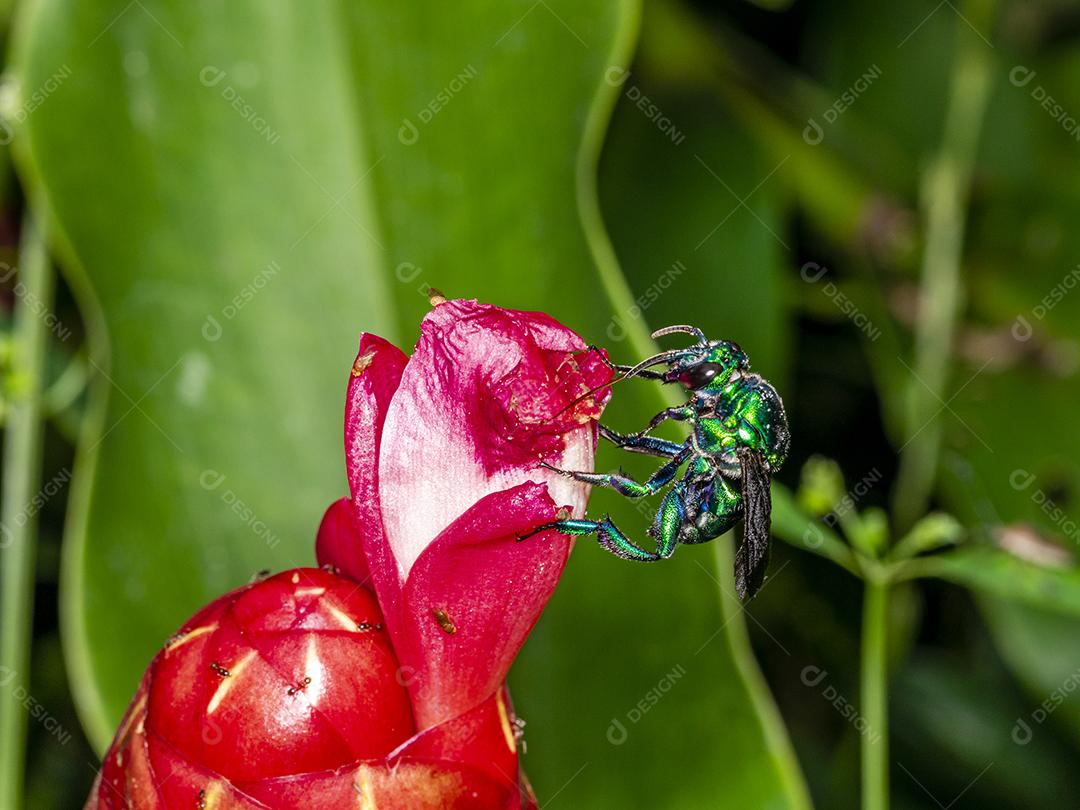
12, 0, 400, 749
14, 0, 809, 806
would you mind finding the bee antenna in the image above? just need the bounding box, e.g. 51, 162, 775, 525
651, 324, 707, 344
621, 349, 688, 379
550, 343, 693, 419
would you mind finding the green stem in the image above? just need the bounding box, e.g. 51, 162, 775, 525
861, 578, 889, 810
0, 220, 52, 810
892, 1, 995, 532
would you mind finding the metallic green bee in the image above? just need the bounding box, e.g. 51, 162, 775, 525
523, 325, 790, 600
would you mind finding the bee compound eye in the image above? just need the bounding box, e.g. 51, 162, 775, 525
681, 362, 723, 389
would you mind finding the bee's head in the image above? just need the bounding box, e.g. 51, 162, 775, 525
623, 325, 750, 393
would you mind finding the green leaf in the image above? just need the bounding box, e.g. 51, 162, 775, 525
977, 598, 1080, 752
14, 0, 809, 806
899, 545, 1080, 617
12, 0, 401, 749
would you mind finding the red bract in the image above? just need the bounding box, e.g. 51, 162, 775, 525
89, 300, 611, 808
89, 569, 531, 808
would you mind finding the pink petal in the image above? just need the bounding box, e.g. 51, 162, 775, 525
393, 482, 571, 728
315, 497, 370, 584
378, 299, 611, 579
341, 334, 409, 616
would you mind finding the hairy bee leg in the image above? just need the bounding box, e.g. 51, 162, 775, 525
518, 517, 672, 562
630, 406, 694, 439
648, 487, 688, 558
542, 452, 687, 498
598, 424, 682, 458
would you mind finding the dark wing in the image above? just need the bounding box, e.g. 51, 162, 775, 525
734, 447, 772, 601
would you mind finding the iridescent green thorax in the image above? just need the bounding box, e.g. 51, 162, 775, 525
691, 373, 790, 474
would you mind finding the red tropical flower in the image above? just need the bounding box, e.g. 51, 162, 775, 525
88, 299, 612, 809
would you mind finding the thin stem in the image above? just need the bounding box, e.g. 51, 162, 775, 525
892, 1, 996, 532
861, 578, 889, 810
0, 219, 52, 810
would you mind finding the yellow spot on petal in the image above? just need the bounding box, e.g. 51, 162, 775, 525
496, 691, 516, 754
295, 586, 326, 598
291, 572, 300, 584
427, 288, 448, 307
292, 636, 326, 703
207, 651, 256, 714
165, 624, 216, 654
325, 602, 362, 632
200, 781, 225, 809
352, 350, 377, 377
354, 769, 378, 809
115, 694, 147, 746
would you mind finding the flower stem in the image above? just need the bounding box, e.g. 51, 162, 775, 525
860, 578, 889, 810
892, 0, 995, 532
0, 219, 52, 810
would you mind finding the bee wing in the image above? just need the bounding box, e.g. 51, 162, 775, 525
735, 447, 772, 601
